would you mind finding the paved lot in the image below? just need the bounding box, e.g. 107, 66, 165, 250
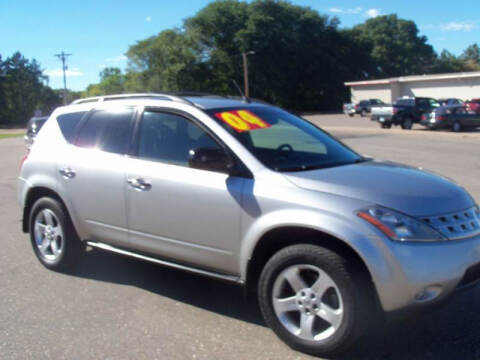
1, 114, 479, 360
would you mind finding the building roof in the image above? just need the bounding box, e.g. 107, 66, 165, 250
345, 71, 480, 87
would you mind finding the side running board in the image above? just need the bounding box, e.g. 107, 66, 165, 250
86, 241, 243, 284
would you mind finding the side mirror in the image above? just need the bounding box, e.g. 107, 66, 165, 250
188, 147, 234, 173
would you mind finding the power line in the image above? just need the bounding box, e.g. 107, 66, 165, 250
54, 51, 72, 105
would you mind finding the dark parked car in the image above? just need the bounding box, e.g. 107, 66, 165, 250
420, 105, 480, 132
24, 116, 48, 148
437, 98, 463, 107
465, 99, 480, 114
354, 99, 384, 117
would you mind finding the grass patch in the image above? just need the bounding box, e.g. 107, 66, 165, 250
0, 133, 23, 140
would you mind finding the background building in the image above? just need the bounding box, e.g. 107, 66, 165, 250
345, 71, 480, 104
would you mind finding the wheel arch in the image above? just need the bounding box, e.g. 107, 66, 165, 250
244, 226, 377, 300
22, 186, 67, 233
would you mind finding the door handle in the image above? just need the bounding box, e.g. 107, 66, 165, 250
59, 167, 76, 179
127, 177, 152, 191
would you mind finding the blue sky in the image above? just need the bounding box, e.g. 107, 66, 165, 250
2, 0, 479, 91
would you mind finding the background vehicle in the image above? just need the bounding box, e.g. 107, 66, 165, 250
371, 97, 439, 129
420, 105, 480, 132
437, 98, 463, 107
18, 94, 480, 357
465, 99, 480, 114
343, 103, 355, 116
370, 104, 394, 128
354, 99, 384, 117
24, 116, 48, 148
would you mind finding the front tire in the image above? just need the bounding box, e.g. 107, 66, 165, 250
258, 244, 373, 357
29, 197, 83, 271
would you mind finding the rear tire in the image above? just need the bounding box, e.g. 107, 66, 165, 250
401, 117, 413, 130
381, 123, 391, 129
348, 113, 354, 117
258, 244, 373, 357
29, 197, 84, 271
452, 121, 462, 132
360, 110, 367, 117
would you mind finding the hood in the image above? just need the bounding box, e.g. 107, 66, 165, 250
284, 160, 474, 217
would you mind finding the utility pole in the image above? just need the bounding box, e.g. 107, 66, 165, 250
54, 51, 72, 105
242, 51, 255, 98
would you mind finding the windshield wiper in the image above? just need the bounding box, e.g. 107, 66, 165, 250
277, 158, 371, 172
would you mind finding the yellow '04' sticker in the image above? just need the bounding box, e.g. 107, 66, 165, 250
214, 110, 271, 133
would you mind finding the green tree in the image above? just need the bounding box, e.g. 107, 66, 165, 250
182, 0, 370, 110
351, 14, 435, 77
84, 67, 126, 96
431, 50, 465, 73
461, 43, 480, 70
126, 29, 201, 92
0, 52, 47, 126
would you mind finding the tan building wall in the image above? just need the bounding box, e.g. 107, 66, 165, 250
401, 78, 480, 100
350, 84, 392, 104
348, 73, 480, 104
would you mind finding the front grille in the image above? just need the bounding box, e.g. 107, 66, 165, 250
422, 207, 480, 240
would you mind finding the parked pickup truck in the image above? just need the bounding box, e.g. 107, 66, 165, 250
371, 97, 440, 130
370, 105, 394, 128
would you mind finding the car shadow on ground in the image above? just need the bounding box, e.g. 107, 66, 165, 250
413, 127, 480, 134
68, 248, 480, 360
66, 247, 265, 326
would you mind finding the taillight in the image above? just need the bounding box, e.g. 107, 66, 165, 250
393, 107, 398, 115
436, 115, 445, 121
20, 149, 30, 168
421, 114, 426, 121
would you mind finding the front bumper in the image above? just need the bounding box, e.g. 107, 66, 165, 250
419, 120, 449, 129
373, 232, 480, 312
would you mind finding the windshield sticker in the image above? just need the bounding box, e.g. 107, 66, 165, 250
214, 110, 271, 132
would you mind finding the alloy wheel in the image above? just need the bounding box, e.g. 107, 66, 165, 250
33, 209, 64, 262
272, 264, 344, 341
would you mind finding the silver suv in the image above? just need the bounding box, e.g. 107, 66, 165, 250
18, 94, 480, 356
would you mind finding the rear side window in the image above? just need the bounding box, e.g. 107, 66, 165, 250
75, 108, 134, 155
57, 112, 86, 143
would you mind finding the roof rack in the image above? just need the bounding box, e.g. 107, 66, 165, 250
71, 93, 194, 106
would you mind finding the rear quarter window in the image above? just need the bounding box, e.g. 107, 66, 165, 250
57, 112, 87, 143
75, 108, 135, 155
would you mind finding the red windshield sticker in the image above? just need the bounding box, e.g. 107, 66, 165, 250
214, 110, 271, 133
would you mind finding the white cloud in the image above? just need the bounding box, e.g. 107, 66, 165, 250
328, 7, 362, 14
97, 64, 106, 69
43, 68, 83, 77
145, 16, 151, 22
105, 55, 127, 63
441, 21, 475, 32
365, 8, 382, 18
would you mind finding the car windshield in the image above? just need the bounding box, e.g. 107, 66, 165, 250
207, 106, 363, 172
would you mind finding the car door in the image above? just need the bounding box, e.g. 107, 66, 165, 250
459, 106, 480, 129
125, 108, 245, 274
57, 106, 136, 248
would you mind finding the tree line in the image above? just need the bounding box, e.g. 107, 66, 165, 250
2, 0, 480, 126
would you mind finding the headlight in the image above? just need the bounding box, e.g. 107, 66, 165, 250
357, 206, 447, 242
